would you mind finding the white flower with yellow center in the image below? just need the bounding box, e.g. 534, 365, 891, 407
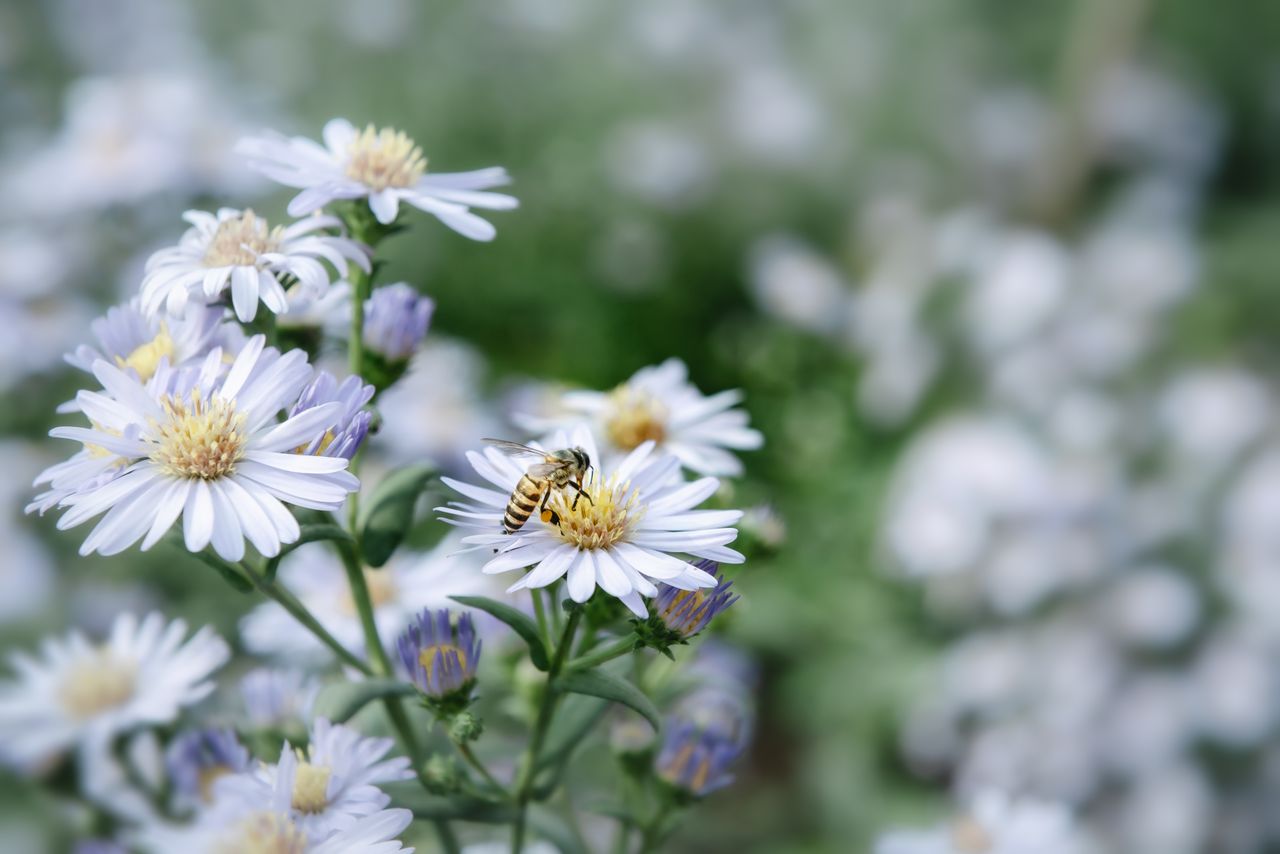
437, 427, 742, 617
212, 719, 411, 841
517, 358, 763, 478
240, 537, 498, 664
141, 208, 370, 322
236, 118, 519, 239
42, 336, 359, 561
0, 612, 228, 773
66, 298, 234, 387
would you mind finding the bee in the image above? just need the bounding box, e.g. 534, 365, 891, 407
484, 439, 594, 534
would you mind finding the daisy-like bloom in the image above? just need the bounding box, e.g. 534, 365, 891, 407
436, 427, 742, 618
66, 298, 233, 386
166, 728, 250, 810
240, 538, 496, 663
141, 208, 370, 322
289, 372, 374, 460
278, 279, 351, 331
396, 609, 481, 701
42, 336, 360, 561
240, 668, 320, 730
873, 790, 1088, 854
236, 118, 519, 238
518, 359, 763, 477
362, 283, 434, 364
0, 612, 228, 772
653, 561, 738, 639
654, 716, 743, 798
216, 718, 412, 840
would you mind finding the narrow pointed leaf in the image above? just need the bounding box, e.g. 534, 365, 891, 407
451, 594, 550, 670
265, 523, 354, 580
556, 668, 661, 732
358, 463, 436, 566
313, 678, 417, 723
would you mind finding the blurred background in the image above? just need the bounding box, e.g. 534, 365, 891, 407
2, 0, 1280, 851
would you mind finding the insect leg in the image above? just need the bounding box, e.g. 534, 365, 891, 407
569, 475, 593, 510
538, 488, 561, 528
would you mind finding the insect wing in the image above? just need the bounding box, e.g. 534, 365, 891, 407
483, 438, 549, 460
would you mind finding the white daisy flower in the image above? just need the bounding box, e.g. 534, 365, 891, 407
0, 612, 229, 772
517, 358, 763, 477
141, 208, 370, 322
41, 335, 360, 561
65, 298, 234, 386
436, 427, 743, 617
215, 718, 412, 840
236, 118, 519, 239
874, 790, 1092, 854
240, 537, 497, 664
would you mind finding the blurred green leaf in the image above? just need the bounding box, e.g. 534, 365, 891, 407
557, 668, 661, 733
313, 678, 417, 723
358, 463, 436, 567
265, 523, 354, 581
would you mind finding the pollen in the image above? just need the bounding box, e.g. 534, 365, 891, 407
151, 392, 247, 480
418, 643, 469, 683
345, 125, 427, 191
603, 386, 668, 451
57, 648, 137, 720
549, 471, 641, 551
202, 209, 282, 268
215, 811, 307, 854
290, 752, 332, 814
117, 324, 174, 383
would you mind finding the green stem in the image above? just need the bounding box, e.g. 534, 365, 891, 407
511, 606, 583, 853
335, 543, 393, 674
564, 635, 637, 673
531, 588, 549, 646
456, 740, 509, 796
239, 561, 371, 674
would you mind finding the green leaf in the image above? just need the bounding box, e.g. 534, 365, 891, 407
357, 464, 436, 567
180, 546, 253, 594
450, 595, 550, 670
530, 805, 589, 854
312, 678, 417, 723
265, 523, 354, 580
556, 668, 662, 733
384, 784, 516, 822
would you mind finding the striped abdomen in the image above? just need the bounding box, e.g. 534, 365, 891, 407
503, 474, 548, 533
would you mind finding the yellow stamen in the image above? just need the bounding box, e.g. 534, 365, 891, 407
603, 386, 668, 451
418, 643, 468, 685
345, 125, 427, 191
290, 751, 332, 814
203, 209, 282, 268
150, 391, 247, 480
57, 648, 136, 720
116, 324, 175, 383
547, 471, 640, 551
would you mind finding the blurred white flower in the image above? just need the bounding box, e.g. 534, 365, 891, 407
519, 358, 762, 477
240, 668, 320, 730
237, 118, 518, 237
875, 790, 1091, 854
747, 234, 850, 336
0, 612, 228, 772
65, 298, 234, 387
141, 208, 369, 322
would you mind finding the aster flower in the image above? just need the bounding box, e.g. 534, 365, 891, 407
240, 538, 496, 663
874, 790, 1088, 854
65, 298, 233, 386
652, 561, 738, 639
289, 371, 374, 460
215, 719, 412, 840
0, 612, 228, 771
240, 668, 320, 730
397, 609, 481, 702
40, 336, 360, 561
518, 358, 763, 477
362, 282, 434, 364
141, 208, 370, 322
165, 728, 250, 810
236, 118, 519, 238
436, 427, 742, 618
654, 717, 743, 798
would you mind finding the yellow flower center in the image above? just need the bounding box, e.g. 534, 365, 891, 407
290, 753, 333, 814
117, 324, 174, 383
203, 209, 282, 268
950, 816, 994, 853
345, 125, 427, 191
197, 764, 233, 804
57, 648, 137, 720
603, 386, 668, 451
151, 392, 247, 480
215, 812, 307, 854
418, 643, 469, 684
548, 471, 640, 551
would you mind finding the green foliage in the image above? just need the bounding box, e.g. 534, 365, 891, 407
358, 464, 436, 567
